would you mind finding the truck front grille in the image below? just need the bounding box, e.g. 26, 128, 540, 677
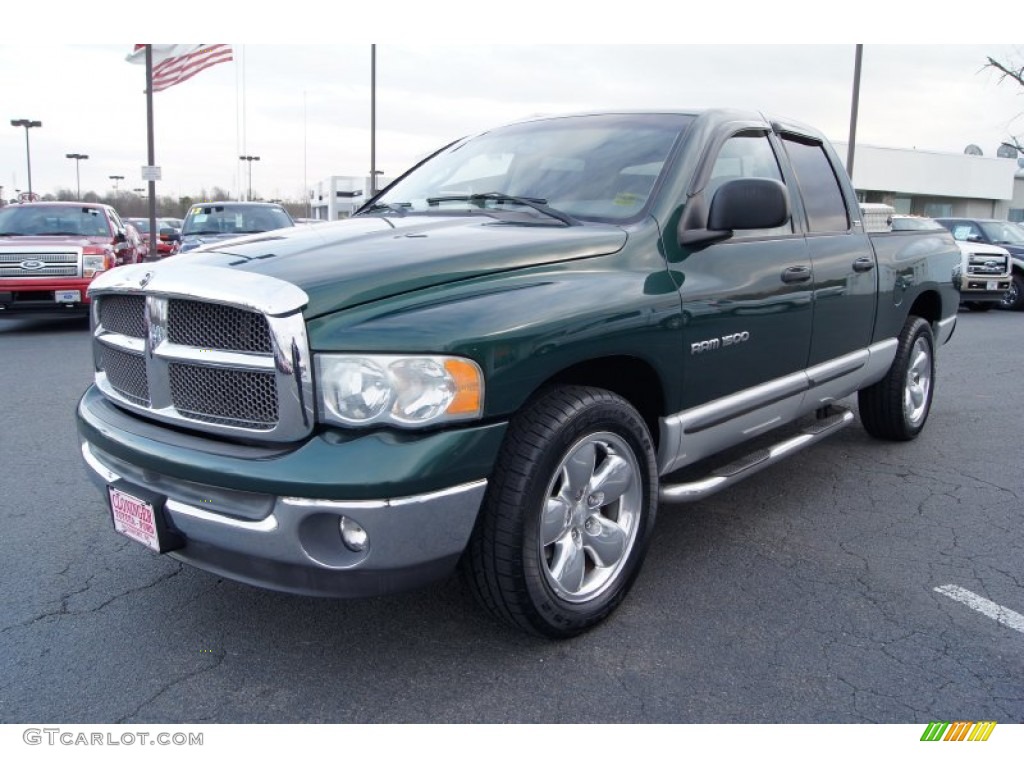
967, 253, 1010, 276
100, 346, 149, 406
0, 249, 80, 278
169, 363, 279, 428
167, 299, 273, 353
89, 276, 312, 442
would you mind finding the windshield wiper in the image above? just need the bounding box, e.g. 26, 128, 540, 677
184, 230, 222, 236
360, 202, 410, 217
0, 231, 24, 236
38, 231, 84, 236
425, 192, 579, 226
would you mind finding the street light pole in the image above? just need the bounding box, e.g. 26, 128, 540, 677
11, 119, 42, 198
66, 153, 89, 200
109, 175, 124, 204
239, 155, 260, 201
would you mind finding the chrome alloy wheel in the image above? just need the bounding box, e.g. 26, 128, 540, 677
539, 431, 642, 603
903, 337, 932, 427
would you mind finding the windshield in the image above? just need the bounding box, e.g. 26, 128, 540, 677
978, 220, 1024, 245
368, 114, 693, 224
183, 205, 294, 236
0, 205, 111, 236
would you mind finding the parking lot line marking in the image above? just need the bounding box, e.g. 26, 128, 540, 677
934, 584, 1024, 634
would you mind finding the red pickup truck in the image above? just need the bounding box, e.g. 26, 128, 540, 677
0, 201, 144, 317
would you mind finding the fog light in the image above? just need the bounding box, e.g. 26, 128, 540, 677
339, 516, 368, 552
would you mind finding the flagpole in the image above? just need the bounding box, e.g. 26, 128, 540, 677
146, 44, 158, 260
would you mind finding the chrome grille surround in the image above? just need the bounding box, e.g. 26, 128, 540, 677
88, 263, 313, 442
0, 246, 82, 278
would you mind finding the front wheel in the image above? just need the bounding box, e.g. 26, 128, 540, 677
858, 316, 935, 441
461, 386, 658, 638
999, 273, 1024, 311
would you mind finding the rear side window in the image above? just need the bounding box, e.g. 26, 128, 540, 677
781, 136, 849, 233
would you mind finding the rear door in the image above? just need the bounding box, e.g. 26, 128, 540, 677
777, 132, 877, 365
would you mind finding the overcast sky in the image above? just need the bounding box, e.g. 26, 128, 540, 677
3, 10, 1022, 203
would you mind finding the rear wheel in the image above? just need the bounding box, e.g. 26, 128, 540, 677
462, 386, 658, 638
858, 316, 935, 441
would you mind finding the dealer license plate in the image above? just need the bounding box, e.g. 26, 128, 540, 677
109, 486, 161, 551
55, 290, 81, 303
987, 281, 999, 291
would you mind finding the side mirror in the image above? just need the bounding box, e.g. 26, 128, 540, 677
159, 228, 181, 242
680, 178, 790, 247
114, 231, 127, 243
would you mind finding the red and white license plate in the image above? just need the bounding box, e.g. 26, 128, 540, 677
108, 486, 162, 551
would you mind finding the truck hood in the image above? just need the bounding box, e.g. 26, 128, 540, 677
0, 234, 111, 249
171, 214, 629, 318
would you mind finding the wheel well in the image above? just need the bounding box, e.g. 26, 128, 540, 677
540, 357, 665, 448
908, 290, 941, 325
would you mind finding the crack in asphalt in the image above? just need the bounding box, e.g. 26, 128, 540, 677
0, 564, 183, 635
116, 648, 227, 724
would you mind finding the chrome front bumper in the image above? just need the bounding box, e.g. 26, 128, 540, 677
81, 440, 488, 597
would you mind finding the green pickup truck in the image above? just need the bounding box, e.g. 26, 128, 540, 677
77, 110, 960, 638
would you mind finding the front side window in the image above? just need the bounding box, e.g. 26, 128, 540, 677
706, 132, 792, 237
781, 136, 850, 233
368, 114, 693, 224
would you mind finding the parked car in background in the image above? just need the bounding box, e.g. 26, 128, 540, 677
934, 217, 1024, 311
0, 201, 141, 317
178, 202, 295, 253
892, 214, 1012, 312
124, 217, 181, 258
122, 221, 150, 263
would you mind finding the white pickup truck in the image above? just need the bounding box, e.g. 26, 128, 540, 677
884, 213, 1013, 312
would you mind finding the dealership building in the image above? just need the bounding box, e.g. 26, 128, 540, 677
834, 141, 1024, 222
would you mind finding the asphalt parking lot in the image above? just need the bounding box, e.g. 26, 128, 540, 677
0, 310, 1021, 724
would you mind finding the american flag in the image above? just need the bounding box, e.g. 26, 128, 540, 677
126, 45, 233, 92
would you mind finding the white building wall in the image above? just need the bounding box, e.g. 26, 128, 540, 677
832, 142, 1017, 200
309, 175, 394, 221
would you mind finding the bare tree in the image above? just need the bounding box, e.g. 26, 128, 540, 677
986, 56, 1024, 154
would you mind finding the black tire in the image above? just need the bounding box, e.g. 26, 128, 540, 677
999, 272, 1024, 311
858, 316, 935, 441
461, 386, 658, 639
963, 301, 993, 312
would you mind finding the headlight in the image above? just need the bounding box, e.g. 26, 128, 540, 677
317, 354, 484, 428
83, 247, 114, 278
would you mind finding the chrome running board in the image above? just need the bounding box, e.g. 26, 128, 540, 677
659, 406, 854, 503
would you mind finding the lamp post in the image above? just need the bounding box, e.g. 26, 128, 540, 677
66, 153, 89, 200
10, 119, 42, 197
370, 169, 384, 196
239, 155, 260, 201
109, 174, 124, 204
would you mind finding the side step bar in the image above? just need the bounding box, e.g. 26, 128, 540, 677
659, 406, 854, 503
